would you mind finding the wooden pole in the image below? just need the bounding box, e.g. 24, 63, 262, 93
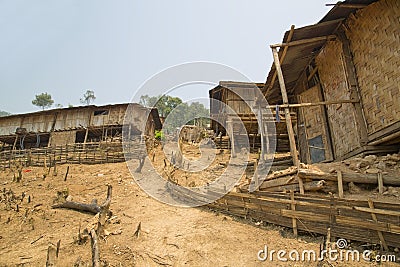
290, 190, 298, 238
265, 25, 295, 96
368, 199, 389, 251
272, 48, 301, 168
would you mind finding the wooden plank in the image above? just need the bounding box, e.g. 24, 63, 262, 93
270, 35, 336, 48
353, 206, 400, 217
368, 199, 389, 251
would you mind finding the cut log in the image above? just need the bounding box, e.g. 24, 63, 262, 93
52, 185, 113, 216
298, 169, 400, 186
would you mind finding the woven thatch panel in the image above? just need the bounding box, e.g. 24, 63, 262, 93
316, 40, 360, 158
345, 0, 400, 134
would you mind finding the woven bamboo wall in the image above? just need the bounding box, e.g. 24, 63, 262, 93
316, 40, 360, 158
345, 0, 400, 134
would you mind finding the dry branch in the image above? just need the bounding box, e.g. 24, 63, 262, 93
51, 185, 113, 216
90, 229, 100, 267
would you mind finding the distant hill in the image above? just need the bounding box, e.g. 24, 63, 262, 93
0, 110, 11, 117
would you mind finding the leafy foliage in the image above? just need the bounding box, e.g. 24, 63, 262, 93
140, 95, 210, 132
32, 92, 54, 110
80, 90, 96, 105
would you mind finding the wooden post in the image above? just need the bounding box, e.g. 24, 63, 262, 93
227, 120, 236, 158
377, 172, 384, 194
368, 199, 388, 251
272, 48, 299, 167
290, 190, 298, 238
337, 171, 344, 198
272, 47, 303, 193
12, 135, 18, 151
257, 103, 265, 161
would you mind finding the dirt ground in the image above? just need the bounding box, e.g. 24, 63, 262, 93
0, 145, 399, 266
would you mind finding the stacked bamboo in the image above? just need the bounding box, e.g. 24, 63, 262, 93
168, 185, 400, 248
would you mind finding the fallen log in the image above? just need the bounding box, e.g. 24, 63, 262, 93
52, 185, 113, 216
298, 169, 400, 186
259, 176, 297, 190
262, 180, 325, 192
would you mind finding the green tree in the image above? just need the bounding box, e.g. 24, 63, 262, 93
0, 110, 11, 117
32, 92, 54, 110
80, 90, 96, 105
140, 94, 182, 117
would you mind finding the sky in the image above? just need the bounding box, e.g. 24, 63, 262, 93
0, 1, 331, 114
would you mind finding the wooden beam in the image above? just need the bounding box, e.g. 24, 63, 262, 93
265, 25, 295, 94
270, 35, 336, 48
325, 3, 369, 8
276, 99, 358, 109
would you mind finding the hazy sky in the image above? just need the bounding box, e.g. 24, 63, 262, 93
0, 1, 330, 114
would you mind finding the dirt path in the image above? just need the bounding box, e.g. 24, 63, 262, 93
0, 161, 397, 266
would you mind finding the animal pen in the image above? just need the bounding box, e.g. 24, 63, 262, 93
0, 103, 162, 168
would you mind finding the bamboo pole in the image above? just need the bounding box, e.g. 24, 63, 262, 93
265, 25, 295, 95
271, 47, 302, 194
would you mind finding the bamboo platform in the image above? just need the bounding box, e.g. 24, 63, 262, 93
168, 184, 400, 248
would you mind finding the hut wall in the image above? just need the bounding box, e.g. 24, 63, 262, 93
316, 40, 361, 158
49, 131, 77, 147
344, 0, 400, 135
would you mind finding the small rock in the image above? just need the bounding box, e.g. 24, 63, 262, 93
364, 155, 377, 163
65, 195, 73, 202
375, 161, 386, 170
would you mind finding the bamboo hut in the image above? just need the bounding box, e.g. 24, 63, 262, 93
263, 0, 400, 163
